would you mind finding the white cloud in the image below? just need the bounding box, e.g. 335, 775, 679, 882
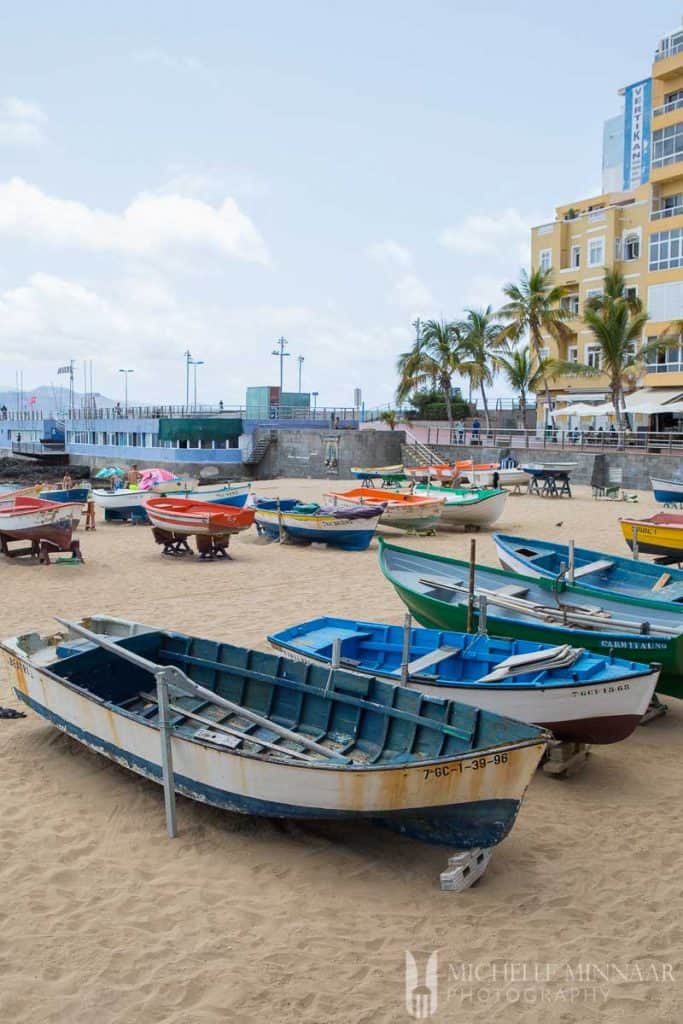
464, 274, 508, 310
0, 97, 47, 147
392, 273, 433, 313
0, 178, 270, 265
439, 208, 532, 265
367, 239, 413, 270
131, 49, 207, 75
0, 273, 406, 405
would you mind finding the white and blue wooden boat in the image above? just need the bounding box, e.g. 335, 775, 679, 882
494, 534, 683, 607
269, 617, 659, 745
0, 615, 548, 849
176, 482, 251, 508
254, 498, 382, 551
651, 477, 683, 506
92, 487, 150, 523
40, 485, 91, 504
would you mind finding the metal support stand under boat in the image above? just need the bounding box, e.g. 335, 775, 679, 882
440, 847, 493, 892
324, 637, 342, 695
477, 595, 487, 635
542, 740, 591, 777
400, 612, 411, 685
632, 525, 639, 561
155, 667, 178, 838
641, 695, 669, 724
466, 538, 476, 634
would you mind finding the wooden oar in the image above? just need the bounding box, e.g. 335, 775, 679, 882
417, 578, 678, 638
55, 618, 352, 765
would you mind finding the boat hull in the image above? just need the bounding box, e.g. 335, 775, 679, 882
146, 497, 254, 537
93, 488, 150, 511
651, 478, 683, 504
620, 519, 683, 560
414, 487, 507, 527
0, 499, 79, 548
255, 509, 379, 550
1, 647, 546, 848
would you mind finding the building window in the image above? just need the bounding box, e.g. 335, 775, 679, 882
623, 233, 640, 260
652, 192, 683, 220
624, 285, 638, 302
585, 288, 602, 302
539, 249, 551, 273
586, 345, 602, 369
650, 228, 683, 271
644, 337, 683, 373
568, 346, 578, 363
538, 347, 550, 360
560, 294, 579, 316
588, 237, 604, 267
571, 245, 580, 268
652, 122, 683, 169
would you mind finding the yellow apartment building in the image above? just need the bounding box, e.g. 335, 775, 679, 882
530, 21, 683, 428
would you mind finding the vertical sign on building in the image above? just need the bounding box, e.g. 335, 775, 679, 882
623, 78, 652, 190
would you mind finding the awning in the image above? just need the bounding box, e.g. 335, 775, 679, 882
624, 389, 683, 411
555, 402, 608, 418
158, 417, 243, 443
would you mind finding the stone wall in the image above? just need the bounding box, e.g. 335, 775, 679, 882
401, 442, 683, 490
256, 428, 406, 479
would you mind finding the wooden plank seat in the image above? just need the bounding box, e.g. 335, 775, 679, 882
403, 645, 461, 675
572, 559, 614, 578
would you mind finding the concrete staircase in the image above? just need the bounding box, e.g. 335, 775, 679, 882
242, 431, 277, 466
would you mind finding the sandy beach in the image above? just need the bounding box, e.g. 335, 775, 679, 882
0, 480, 681, 1024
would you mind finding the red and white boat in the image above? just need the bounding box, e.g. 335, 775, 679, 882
0, 496, 80, 550
145, 497, 255, 537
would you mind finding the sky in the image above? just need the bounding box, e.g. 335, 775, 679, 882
1, 1, 682, 409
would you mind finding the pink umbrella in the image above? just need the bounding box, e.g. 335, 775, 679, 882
138, 468, 178, 490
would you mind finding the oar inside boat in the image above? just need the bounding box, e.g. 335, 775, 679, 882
55, 617, 355, 838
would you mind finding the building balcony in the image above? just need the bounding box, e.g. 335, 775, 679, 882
653, 95, 683, 118
653, 47, 683, 79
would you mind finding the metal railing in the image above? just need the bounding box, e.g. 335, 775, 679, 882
655, 39, 683, 62
416, 426, 683, 455
653, 95, 683, 118
651, 202, 683, 220
11, 441, 66, 456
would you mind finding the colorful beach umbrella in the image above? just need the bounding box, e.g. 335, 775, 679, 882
94, 467, 125, 479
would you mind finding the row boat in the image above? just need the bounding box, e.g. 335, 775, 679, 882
0, 615, 548, 849
145, 497, 255, 537
40, 486, 91, 505
325, 487, 445, 533
459, 466, 531, 488
0, 496, 80, 550
522, 462, 577, 474
377, 538, 683, 696
350, 465, 405, 483
494, 534, 683, 608
268, 617, 659, 744
651, 477, 683, 505
254, 499, 383, 550
620, 513, 683, 561
405, 461, 498, 483
174, 482, 251, 508
412, 485, 507, 529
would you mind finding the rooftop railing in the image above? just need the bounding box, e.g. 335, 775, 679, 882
655, 39, 683, 62
415, 426, 683, 455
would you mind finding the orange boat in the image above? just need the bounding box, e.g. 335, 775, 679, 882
405, 461, 496, 482
325, 487, 445, 532
145, 497, 255, 537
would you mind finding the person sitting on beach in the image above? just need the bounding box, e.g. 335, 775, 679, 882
126, 465, 141, 489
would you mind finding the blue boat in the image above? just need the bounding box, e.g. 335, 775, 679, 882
268, 617, 660, 745
41, 486, 90, 504
0, 614, 549, 849
651, 477, 683, 506
493, 533, 683, 607
254, 499, 382, 550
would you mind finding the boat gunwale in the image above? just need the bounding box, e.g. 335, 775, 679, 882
0, 634, 549, 772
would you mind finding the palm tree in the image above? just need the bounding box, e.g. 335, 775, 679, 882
495, 344, 553, 428
581, 274, 655, 425
497, 268, 572, 427
396, 319, 464, 426
458, 306, 504, 430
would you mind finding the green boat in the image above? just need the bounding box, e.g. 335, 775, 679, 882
378, 538, 683, 698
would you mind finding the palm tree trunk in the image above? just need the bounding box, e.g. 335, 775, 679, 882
441, 377, 453, 427
480, 382, 490, 431
518, 392, 527, 430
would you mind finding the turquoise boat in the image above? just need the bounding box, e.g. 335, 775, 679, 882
494, 534, 683, 608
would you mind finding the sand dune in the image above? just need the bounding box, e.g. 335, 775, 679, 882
0, 480, 680, 1023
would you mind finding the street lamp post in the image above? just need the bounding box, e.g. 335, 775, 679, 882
192, 360, 204, 409
312, 391, 319, 413
183, 350, 192, 409
118, 368, 134, 414
271, 336, 290, 398
297, 355, 304, 392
